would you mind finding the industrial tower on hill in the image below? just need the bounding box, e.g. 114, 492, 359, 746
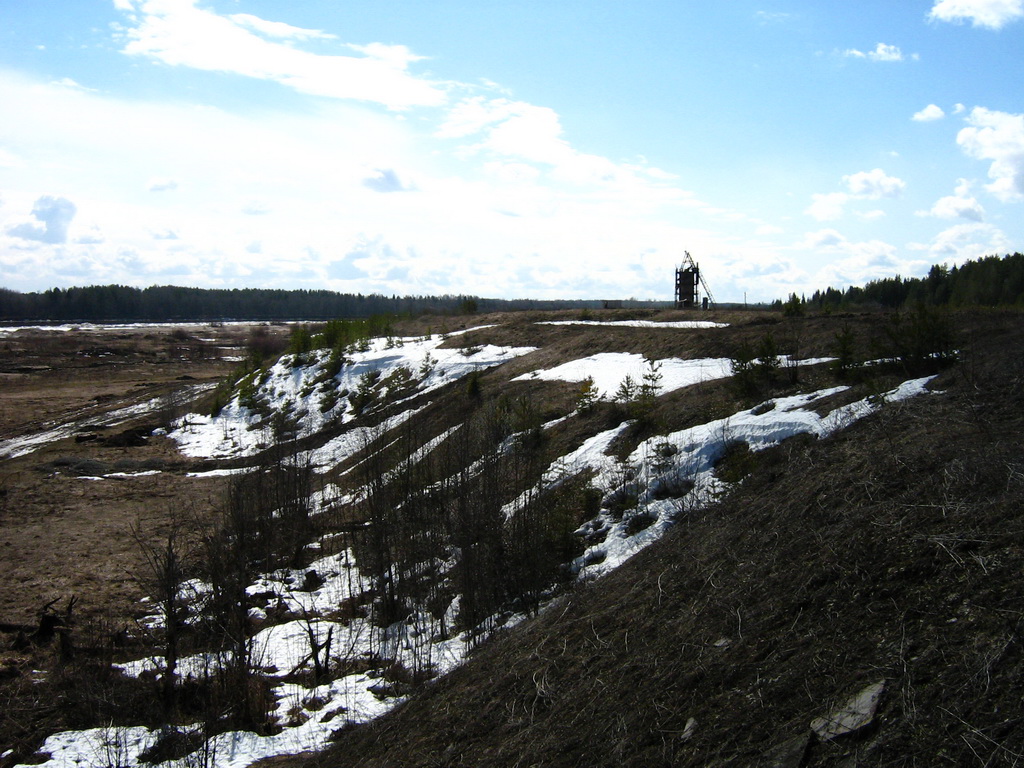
674, 252, 714, 309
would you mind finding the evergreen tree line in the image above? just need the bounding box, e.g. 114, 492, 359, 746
0, 285, 477, 322
0, 284, 623, 322
789, 253, 1024, 311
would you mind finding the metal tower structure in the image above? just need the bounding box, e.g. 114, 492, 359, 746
674, 252, 715, 309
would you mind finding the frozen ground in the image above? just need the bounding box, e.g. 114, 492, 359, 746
12, 325, 940, 768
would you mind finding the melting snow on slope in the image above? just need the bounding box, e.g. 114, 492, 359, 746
17, 373, 937, 768
539, 320, 728, 329
514, 352, 834, 399
0, 385, 215, 460
566, 376, 937, 578
169, 331, 535, 460
514, 353, 733, 397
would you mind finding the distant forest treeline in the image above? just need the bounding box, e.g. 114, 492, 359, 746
794, 252, 1024, 311
0, 285, 620, 322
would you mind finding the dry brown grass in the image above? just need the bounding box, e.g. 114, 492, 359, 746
303, 309, 1024, 768
3, 309, 1021, 766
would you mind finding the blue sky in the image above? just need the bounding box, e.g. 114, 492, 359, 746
1, 0, 1022, 302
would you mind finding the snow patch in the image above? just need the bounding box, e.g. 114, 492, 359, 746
168, 332, 535, 460
539, 320, 728, 329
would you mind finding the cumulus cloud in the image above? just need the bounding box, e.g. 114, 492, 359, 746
436, 95, 687, 196
844, 43, 909, 61
917, 179, 986, 221
242, 200, 272, 215
957, 107, 1024, 200
805, 192, 849, 221
800, 229, 926, 288
147, 177, 178, 192
928, 0, 1024, 29
802, 229, 848, 249
913, 104, 946, 121
439, 98, 576, 167
843, 168, 906, 198
806, 169, 905, 221
912, 222, 1011, 261
362, 168, 416, 193
926, 196, 986, 221
75, 225, 105, 245
114, 0, 444, 109
6, 195, 77, 244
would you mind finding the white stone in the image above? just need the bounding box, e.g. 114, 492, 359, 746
811, 680, 886, 741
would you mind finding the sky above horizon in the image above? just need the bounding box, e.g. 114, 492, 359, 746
1, 0, 1022, 303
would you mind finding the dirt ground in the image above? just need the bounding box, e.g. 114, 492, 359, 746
0, 322, 292, 627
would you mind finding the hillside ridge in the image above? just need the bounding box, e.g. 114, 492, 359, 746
307, 309, 1024, 767
1, 308, 1021, 768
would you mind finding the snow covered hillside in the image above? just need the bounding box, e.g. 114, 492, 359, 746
9, 315, 946, 768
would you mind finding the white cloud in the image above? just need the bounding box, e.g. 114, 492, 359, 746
436, 95, 693, 200
802, 229, 847, 249
755, 11, 795, 24
147, 177, 178, 192
6, 196, 77, 244
0, 147, 24, 168
800, 229, 927, 288
50, 77, 95, 92
0, 70, 726, 300
242, 200, 272, 215
114, 0, 445, 109
917, 179, 985, 221
227, 13, 336, 41
439, 98, 578, 168
928, 0, 1024, 29
913, 104, 946, 122
75, 224, 105, 245
806, 167, 905, 217
362, 168, 416, 193
807, 170, 905, 221
843, 168, 906, 198
927, 196, 986, 221
957, 107, 1024, 201
805, 192, 849, 221
482, 161, 542, 184
844, 43, 908, 61
911, 222, 1011, 262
